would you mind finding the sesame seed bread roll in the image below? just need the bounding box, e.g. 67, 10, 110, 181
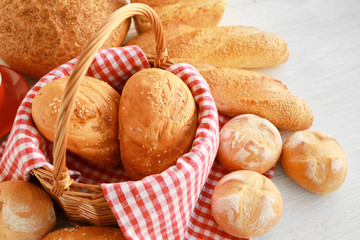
119, 68, 197, 180
186, 62, 313, 130
218, 114, 282, 174
211, 170, 283, 238
125, 25, 289, 69
42, 226, 126, 240
0, 181, 56, 240
131, 0, 227, 34
32, 76, 121, 168
281, 130, 348, 194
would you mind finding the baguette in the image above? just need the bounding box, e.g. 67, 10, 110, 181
131, 0, 227, 34
186, 62, 313, 130
125, 25, 289, 69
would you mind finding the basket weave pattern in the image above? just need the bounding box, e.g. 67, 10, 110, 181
0, 3, 275, 240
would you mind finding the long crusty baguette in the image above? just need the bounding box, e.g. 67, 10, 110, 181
185, 61, 313, 130
131, 0, 227, 34
125, 25, 289, 69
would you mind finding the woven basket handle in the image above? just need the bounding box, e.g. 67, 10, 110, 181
50, 3, 168, 196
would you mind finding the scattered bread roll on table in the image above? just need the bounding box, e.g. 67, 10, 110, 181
281, 130, 348, 194
0, 181, 56, 240
125, 25, 289, 69
211, 170, 283, 238
188, 62, 313, 130
42, 226, 126, 240
218, 114, 282, 173
119, 68, 197, 180
32, 76, 121, 168
131, 0, 227, 34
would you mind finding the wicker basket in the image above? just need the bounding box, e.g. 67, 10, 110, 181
30, 3, 184, 226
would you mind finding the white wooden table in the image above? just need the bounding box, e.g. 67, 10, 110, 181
1, 0, 359, 239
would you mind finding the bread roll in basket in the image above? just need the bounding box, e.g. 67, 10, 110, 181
0, 4, 220, 239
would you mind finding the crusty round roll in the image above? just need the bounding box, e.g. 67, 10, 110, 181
281, 130, 348, 194
42, 226, 126, 240
131, 0, 227, 34
211, 170, 283, 238
119, 68, 197, 180
184, 62, 313, 130
125, 25, 289, 69
0, 181, 56, 240
32, 76, 121, 168
218, 114, 282, 173
0, 0, 130, 79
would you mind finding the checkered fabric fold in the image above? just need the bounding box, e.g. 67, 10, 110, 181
0, 46, 272, 240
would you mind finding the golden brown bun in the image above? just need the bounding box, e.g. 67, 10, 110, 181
0, 181, 56, 240
187, 62, 313, 130
119, 68, 197, 180
131, 0, 227, 34
0, 0, 130, 79
125, 25, 289, 69
218, 114, 282, 173
281, 130, 348, 194
32, 76, 121, 168
211, 170, 283, 238
42, 226, 126, 240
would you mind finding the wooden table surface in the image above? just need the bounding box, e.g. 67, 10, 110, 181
1, 0, 360, 239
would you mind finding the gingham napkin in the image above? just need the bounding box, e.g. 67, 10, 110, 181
0, 46, 273, 240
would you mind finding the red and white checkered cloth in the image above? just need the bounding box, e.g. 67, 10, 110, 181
0, 46, 273, 240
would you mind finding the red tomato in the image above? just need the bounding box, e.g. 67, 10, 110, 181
0, 65, 29, 137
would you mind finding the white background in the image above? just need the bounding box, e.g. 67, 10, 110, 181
1, 0, 360, 239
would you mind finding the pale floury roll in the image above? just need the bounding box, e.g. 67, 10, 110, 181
32, 76, 121, 168
211, 170, 283, 238
119, 68, 197, 180
0, 181, 56, 240
218, 114, 282, 174
281, 130, 348, 194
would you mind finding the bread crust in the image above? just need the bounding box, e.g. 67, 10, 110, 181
0, 181, 56, 240
32, 76, 121, 168
185, 62, 313, 130
218, 114, 282, 173
118, 68, 197, 180
211, 170, 283, 238
281, 130, 348, 194
125, 25, 289, 69
0, 0, 130, 78
42, 226, 126, 240
131, 0, 227, 34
